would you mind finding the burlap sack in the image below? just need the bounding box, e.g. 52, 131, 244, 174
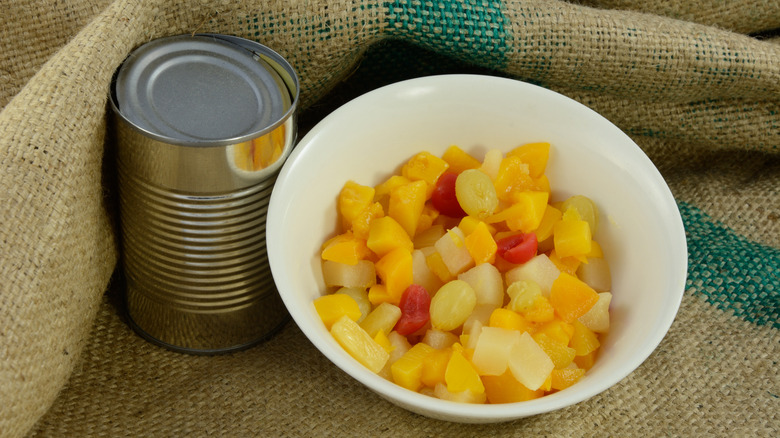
1, 1, 777, 437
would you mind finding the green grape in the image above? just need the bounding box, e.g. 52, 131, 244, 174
455, 169, 499, 219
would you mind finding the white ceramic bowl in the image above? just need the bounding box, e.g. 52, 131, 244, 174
267, 75, 687, 423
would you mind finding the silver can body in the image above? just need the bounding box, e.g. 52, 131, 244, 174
110, 34, 298, 353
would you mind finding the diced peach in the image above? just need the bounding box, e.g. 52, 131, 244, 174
335, 287, 371, 323
421, 348, 452, 388
570, 320, 601, 356
389, 180, 428, 238
321, 232, 371, 265
506, 142, 550, 178
367, 284, 393, 306
464, 221, 497, 265
375, 247, 413, 303
533, 333, 576, 369
392, 342, 435, 392
550, 368, 586, 391
339, 181, 375, 228
493, 156, 533, 201
483, 371, 543, 403
425, 250, 454, 283
367, 216, 413, 258
550, 272, 600, 323
414, 224, 445, 249
442, 145, 481, 174
488, 308, 529, 333
314, 294, 363, 329
554, 210, 592, 259
415, 203, 440, 236
401, 151, 449, 197
374, 175, 411, 199
548, 249, 582, 276
534, 204, 562, 242
445, 349, 485, 394
351, 202, 384, 240
574, 351, 597, 370
534, 319, 575, 345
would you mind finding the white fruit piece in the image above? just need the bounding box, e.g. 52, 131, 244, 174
322, 260, 377, 289
507, 332, 554, 391
472, 326, 522, 376
434, 227, 474, 276
463, 319, 483, 350
479, 148, 503, 181
458, 262, 504, 307
412, 248, 444, 294
578, 292, 612, 333
505, 254, 560, 297
576, 257, 612, 292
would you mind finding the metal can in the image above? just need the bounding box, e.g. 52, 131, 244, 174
110, 34, 299, 353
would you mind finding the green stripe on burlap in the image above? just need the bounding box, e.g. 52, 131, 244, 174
681, 201, 779, 328
384, 0, 511, 70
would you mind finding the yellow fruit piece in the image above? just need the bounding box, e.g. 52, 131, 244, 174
366, 216, 413, 258
330, 315, 389, 374
425, 250, 454, 283
321, 232, 371, 265
533, 174, 551, 193
392, 342, 435, 392
367, 284, 393, 306
314, 294, 363, 329
554, 211, 592, 259
534, 205, 562, 242
421, 348, 452, 388
401, 151, 450, 197
373, 330, 395, 354
339, 181, 375, 226
483, 371, 543, 403
560, 195, 599, 234
389, 180, 428, 238
506, 142, 550, 178
533, 333, 576, 369
458, 215, 496, 236
534, 320, 575, 345
586, 240, 604, 258
574, 351, 597, 370
488, 308, 530, 333
442, 145, 481, 174
485, 191, 548, 233
414, 223, 445, 249
522, 295, 555, 323
550, 368, 586, 391
375, 175, 411, 199
375, 247, 413, 304
445, 349, 485, 394
493, 156, 535, 201
464, 221, 497, 265
570, 320, 601, 356
351, 202, 384, 240
550, 273, 600, 323
360, 302, 402, 337
548, 249, 582, 276
415, 204, 440, 236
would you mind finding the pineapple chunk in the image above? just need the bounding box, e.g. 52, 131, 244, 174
331, 315, 389, 374
421, 328, 459, 350
360, 302, 402, 338
412, 249, 444, 295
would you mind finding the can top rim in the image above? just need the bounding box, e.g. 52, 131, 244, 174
110, 34, 299, 147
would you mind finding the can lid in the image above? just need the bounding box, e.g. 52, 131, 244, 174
114, 34, 292, 144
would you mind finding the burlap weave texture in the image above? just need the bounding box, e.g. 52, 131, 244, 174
1, 0, 777, 437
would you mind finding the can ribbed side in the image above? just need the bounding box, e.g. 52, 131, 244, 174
118, 163, 288, 352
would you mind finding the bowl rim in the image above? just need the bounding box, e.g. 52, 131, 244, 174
268, 74, 687, 422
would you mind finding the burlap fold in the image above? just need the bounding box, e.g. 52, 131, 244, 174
1, 1, 777, 437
